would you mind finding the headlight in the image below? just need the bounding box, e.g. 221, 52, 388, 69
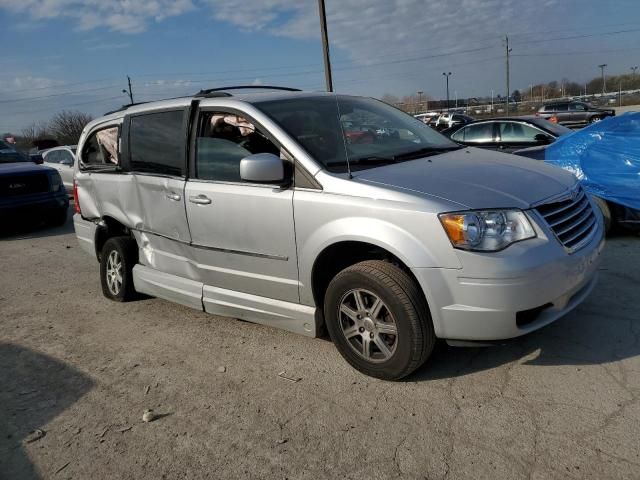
50, 172, 62, 192
439, 210, 536, 251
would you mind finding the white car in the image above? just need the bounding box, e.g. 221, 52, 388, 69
42, 146, 76, 192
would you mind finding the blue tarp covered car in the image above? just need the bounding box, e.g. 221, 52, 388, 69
516, 112, 640, 231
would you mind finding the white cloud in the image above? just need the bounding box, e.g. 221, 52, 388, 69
204, 0, 563, 65
0, 0, 195, 33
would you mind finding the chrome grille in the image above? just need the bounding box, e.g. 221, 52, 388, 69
535, 186, 598, 252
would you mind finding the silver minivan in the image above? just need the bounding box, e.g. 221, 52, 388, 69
73, 87, 604, 380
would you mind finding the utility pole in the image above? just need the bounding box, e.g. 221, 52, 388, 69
442, 72, 451, 112
122, 75, 134, 104
317, 0, 333, 92
632, 66, 638, 90
598, 64, 607, 96
491, 89, 494, 112
504, 35, 512, 116
417, 91, 423, 114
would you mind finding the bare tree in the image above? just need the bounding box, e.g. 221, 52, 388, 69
18, 122, 52, 151
48, 110, 93, 145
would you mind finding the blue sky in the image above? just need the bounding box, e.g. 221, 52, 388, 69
1, 0, 640, 133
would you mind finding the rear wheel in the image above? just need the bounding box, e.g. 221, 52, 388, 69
100, 236, 138, 302
324, 260, 435, 380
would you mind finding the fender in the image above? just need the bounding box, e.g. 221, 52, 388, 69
297, 215, 461, 306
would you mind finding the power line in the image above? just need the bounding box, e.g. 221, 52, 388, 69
6, 95, 124, 117
0, 84, 121, 104
511, 27, 640, 46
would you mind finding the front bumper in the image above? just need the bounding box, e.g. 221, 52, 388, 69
0, 192, 68, 220
413, 212, 605, 341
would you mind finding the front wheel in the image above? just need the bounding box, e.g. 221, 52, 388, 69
100, 236, 138, 302
592, 196, 612, 233
589, 116, 602, 124
324, 260, 435, 380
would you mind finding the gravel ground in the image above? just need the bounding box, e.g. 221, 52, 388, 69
1, 211, 639, 480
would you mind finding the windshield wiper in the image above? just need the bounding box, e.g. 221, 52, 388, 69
393, 145, 462, 161
326, 156, 397, 167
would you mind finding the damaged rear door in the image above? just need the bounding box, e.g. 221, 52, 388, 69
124, 105, 193, 279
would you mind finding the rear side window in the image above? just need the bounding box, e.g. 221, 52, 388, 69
129, 110, 186, 176
569, 103, 587, 111
81, 126, 120, 169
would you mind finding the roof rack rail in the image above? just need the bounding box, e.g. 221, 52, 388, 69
104, 101, 150, 116
194, 85, 302, 98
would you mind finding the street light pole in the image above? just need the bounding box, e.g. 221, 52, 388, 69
442, 72, 451, 112
317, 0, 333, 92
598, 64, 607, 96
504, 35, 512, 116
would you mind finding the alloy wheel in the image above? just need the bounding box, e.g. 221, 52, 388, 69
106, 250, 123, 296
337, 288, 398, 363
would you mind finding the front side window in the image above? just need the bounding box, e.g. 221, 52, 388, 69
129, 110, 185, 176
81, 126, 119, 169
569, 103, 587, 111
195, 112, 281, 182
498, 122, 544, 142
58, 150, 75, 165
256, 96, 459, 172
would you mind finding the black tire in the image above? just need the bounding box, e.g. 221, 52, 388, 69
100, 236, 138, 302
589, 116, 602, 124
592, 196, 612, 233
324, 260, 435, 380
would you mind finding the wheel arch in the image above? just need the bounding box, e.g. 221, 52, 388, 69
94, 215, 135, 261
309, 240, 431, 327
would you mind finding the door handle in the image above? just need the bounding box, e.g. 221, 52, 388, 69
189, 194, 212, 205
166, 192, 182, 201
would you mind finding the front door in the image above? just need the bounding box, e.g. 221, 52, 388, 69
184, 109, 299, 303
496, 121, 550, 153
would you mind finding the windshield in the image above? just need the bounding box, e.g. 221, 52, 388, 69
256, 95, 459, 172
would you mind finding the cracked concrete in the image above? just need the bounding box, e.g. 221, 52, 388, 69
1, 216, 639, 479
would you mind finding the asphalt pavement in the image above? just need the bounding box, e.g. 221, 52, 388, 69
1, 212, 639, 479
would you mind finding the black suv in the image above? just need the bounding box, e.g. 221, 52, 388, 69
536, 101, 614, 127
0, 143, 68, 226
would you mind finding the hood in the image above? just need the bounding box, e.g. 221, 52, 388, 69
354, 147, 576, 210
0, 162, 53, 175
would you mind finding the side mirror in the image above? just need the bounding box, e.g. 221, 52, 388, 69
534, 134, 552, 145
239, 153, 285, 183
29, 154, 44, 165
